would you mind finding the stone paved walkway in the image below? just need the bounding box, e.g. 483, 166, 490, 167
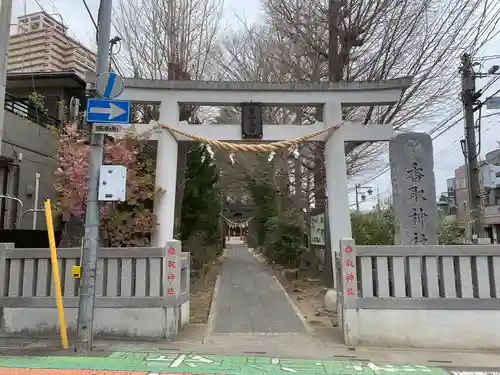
212, 242, 306, 334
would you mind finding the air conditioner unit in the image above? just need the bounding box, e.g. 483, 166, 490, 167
480, 164, 500, 188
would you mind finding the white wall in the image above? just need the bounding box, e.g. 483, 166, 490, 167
343, 308, 500, 350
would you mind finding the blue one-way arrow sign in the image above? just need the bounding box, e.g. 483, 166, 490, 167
86, 99, 131, 124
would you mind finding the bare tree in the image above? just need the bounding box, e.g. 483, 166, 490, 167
113, 0, 226, 235
212, 0, 499, 282
215, 0, 500, 194
214, 24, 382, 208
114, 0, 225, 80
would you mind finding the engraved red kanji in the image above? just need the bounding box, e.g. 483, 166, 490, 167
168, 247, 176, 256
346, 288, 354, 296
167, 288, 176, 295
344, 244, 353, 253
345, 272, 355, 282
344, 260, 355, 267
167, 273, 176, 282
168, 260, 176, 268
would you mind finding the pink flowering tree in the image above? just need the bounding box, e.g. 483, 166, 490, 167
54, 125, 160, 246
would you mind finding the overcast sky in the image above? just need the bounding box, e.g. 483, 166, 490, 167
11, 0, 500, 211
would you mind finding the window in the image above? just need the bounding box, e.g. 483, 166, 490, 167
30, 22, 40, 31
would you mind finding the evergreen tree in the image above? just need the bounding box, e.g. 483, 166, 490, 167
180, 145, 222, 268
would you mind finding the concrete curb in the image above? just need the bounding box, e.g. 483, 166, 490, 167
205, 248, 226, 340
206, 275, 221, 340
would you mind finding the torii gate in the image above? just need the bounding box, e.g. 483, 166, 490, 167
95, 77, 412, 280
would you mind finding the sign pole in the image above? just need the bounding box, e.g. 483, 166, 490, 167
76, 0, 113, 352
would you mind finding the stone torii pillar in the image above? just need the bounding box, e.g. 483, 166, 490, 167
115, 78, 412, 283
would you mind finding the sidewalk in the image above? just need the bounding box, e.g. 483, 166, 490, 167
0, 340, 499, 374
2, 335, 498, 369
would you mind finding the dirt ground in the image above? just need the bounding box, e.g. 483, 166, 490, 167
281, 277, 338, 329
189, 256, 223, 324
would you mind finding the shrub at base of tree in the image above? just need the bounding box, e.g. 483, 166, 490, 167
264, 214, 305, 268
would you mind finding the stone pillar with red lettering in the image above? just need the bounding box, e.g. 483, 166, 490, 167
164, 240, 182, 340
339, 238, 357, 307
339, 238, 360, 345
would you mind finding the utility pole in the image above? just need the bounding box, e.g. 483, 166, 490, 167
461, 53, 485, 242
354, 184, 373, 213
355, 184, 360, 212
0, 0, 13, 154
76, 0, 112, 351
376, 188, 380, 212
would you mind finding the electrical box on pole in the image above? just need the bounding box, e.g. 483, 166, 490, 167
241, 103, 263, 139
98, 165, 127, 201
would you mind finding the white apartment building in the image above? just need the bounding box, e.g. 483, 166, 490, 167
8, 12, 96, 78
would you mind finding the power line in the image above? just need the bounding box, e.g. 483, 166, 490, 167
80, 0, 123, 76
366, 112, 500, 203
349, 110, 466, 191
33, 0, 122, 76
81, 0, 98, 32
351, 70, 500, 192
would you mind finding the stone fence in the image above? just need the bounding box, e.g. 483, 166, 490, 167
0, 240, 190, 339
337, 239, 500, 350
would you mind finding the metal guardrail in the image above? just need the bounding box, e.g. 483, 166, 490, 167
4, 93, 60, 129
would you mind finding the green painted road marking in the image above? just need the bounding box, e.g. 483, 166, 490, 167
0, 352, 449, 375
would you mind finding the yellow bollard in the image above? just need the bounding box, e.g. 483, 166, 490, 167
44, 198, 69, 350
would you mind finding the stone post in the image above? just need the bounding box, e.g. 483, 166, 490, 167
390, 133, 438, 245
179, 252, 191, 326
339, 238, 359, 345
0, 243, 9, 297
339, 238, 357, 307
164, 239, 182, 340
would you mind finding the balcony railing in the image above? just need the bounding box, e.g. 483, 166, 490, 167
4, 93, 60, 130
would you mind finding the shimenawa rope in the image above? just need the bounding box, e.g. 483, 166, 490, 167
157, 123, 340, 153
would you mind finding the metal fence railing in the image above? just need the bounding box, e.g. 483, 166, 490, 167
4, 92, 60, 129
